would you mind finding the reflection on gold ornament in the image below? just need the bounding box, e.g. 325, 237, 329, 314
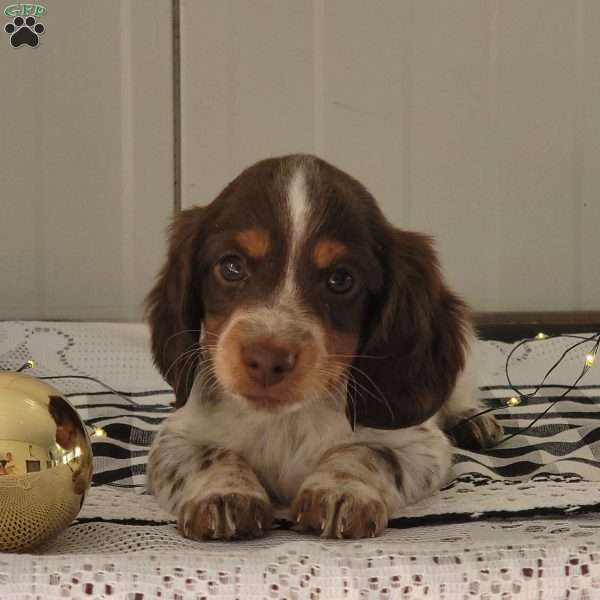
0, 372, 92, 552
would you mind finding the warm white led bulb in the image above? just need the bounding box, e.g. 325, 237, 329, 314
506, 396, 521, 407
535, 332, 548, 340
94, 427, 107, 437
585, 353, 596, 367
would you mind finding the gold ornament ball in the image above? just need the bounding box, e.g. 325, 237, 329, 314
0, 372, 93, 552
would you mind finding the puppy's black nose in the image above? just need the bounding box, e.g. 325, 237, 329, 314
241, 342, 297, 387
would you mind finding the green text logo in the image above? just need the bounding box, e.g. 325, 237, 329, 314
4, 4, 46, 18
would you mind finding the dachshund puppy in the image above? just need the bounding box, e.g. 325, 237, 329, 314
146, 154, 501, 540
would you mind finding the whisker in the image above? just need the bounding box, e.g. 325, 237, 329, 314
193, 360, 215, 381
163, 329, 203, 348
348, 375, 393, 417
315, 366, 365, 420
206, 376, 221, 399
182, 348, 202, 397
329, 353, 388, 361
199, 362, 221, 399
163, 343, 201, 380
348, 376, 358, 428
313, 364, 346, 386
330, 360, 395, 420
200, 343, 218, 351
305, 373, 347, 412
163, 338, 223, 404
202, 330, 220, 340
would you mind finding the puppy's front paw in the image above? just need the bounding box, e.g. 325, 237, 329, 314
451, 412, 504, 449
292, 484, 388, 539
178, 493, 273, 540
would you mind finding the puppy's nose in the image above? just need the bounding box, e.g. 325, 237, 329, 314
241, 342, 297, 387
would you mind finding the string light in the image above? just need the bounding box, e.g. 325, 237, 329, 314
451, 331, 600, 446
8, 334, 600, 449
14, 360, 36, 372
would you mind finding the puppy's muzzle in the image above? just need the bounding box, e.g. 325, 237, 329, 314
241, 341, 298, 387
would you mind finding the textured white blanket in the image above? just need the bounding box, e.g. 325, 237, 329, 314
1, 321, 599, 599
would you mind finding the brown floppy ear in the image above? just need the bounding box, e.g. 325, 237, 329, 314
145, 207, 209, 408
350, 227, 469, 429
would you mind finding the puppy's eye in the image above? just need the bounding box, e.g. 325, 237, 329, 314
327, 268, 354, 294
217, 255, 247, 282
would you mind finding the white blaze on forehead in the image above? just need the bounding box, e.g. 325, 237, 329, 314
288, 166, 309, 248
283, 166, 310, 299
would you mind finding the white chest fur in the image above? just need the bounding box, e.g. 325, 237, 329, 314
169, 392, 353, 504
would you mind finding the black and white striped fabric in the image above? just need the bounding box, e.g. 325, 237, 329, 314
1, 321, 600, 523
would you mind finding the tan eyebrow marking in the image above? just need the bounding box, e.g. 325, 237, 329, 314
236, 229, 270, 258
313, 239, 348, 269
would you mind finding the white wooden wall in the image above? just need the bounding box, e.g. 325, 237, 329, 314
0, 0, 173, 320
181, 0, 600, 313
1, 1, 599, 319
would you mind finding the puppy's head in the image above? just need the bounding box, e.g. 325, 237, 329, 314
146, 155, 468, 428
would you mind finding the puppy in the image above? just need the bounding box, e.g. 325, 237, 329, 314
146, 154, 502, 540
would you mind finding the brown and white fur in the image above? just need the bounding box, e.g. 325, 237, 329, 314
145, 154, 502, 540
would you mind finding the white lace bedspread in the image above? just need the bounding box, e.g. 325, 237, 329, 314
1, 321, 600, 599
